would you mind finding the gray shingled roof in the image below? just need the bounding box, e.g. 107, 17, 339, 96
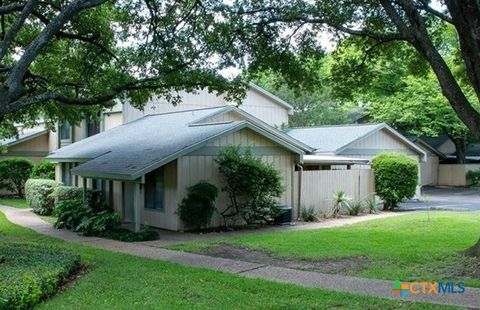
0, 128, 48, 147
48, 107, 306, 180
285, 124, 384, 153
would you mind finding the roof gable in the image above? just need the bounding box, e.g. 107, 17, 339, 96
48, 106, 307, 180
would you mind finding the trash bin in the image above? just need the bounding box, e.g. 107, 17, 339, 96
274, 205, 292, 225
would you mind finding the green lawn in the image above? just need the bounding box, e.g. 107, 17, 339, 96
0, 212, 450, 309
0, 197, 28, 208
170, 212, 480, 288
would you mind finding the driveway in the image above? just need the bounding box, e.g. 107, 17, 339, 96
399, 187, 480, 211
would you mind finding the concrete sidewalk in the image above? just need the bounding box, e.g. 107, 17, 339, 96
1, 206, 479, 308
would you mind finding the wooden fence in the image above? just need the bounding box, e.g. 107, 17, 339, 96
294, 169, 375, 216
438, 164, 480, 186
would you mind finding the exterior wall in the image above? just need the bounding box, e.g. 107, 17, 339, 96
175, 128, 296, 230
103, 112, 123, 131
141, 160, 178, 231
438, 164, 480, 186
122, 88, 290, 127
420, 154, 439, 186
294, 169, 375, 216
0, 133, 49, 163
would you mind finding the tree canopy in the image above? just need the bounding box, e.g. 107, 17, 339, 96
0, 0, 247, 137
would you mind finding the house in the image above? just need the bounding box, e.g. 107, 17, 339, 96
47, 106, 312, 231
0, 128, 50, 163
285, 123, 426, 168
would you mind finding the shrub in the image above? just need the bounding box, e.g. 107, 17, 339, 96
51, 185, 84, 208
345, 199, 364, 216
216, 146, 284, 226
371, 152, 418, 210
0, 158, 33, 197
332, 190, 348, 217
25, 179, 61, 215
365, 195, 381, 214
300, 205, 320, 222
76, 210, 120, 235
467, 169, 480, 186
178, 181, 218, 230
97, 227, 159, 242
30, 161, 55, 180
54, 199, 86, 230
0, 242, 80, 310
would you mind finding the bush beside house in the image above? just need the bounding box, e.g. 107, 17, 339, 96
371, 152, 418, 210
25, 179, 61, 215
216, 146, 284, 227
0, 158, 33, 197
178, 181, 218, 231
30, 161, 55, 180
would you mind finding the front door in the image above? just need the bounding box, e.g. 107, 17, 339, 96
122, 182, 134, 222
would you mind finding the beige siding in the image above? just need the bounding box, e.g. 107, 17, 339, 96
142, 160, 179, 231
294, 169, 375, 216
122, 88, 290, 127
438, 164, 480, 186
103, 112, 123, 131
197, 111, 247, 123
420, 154, 439, 186
1, 133, 49, 163
175, 128, 295, 230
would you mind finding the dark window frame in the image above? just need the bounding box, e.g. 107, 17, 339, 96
144, 167, 165, 211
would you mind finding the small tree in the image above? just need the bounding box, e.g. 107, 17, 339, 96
216, 146, 284, 226
31, 161, 56, 180
0, 158, 33, 197
371, 153, 418, 210
178, 181, 218, 231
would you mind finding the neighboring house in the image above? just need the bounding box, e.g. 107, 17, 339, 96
285, 123, 426, 168
47, 106, 312, 231
0, 128, 50, 163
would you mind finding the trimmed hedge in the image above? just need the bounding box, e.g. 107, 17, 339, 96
0, 242, 80, 310
30, 161, 55, 180
51, 185, 84, 208
0, 158, 34, 197
371, 152, 418, 210
25, 179, 62, 215
178, 181, 218, 230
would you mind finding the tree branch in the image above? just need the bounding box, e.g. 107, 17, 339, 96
417, 0, 453, 23
0, 2, 26, 15
0, 0, 38, 62
7, 0, 108, 100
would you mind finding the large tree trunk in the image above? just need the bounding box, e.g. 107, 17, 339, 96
451, 137, 467, 164
463, 238, 480, 257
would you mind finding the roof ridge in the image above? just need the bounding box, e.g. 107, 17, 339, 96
286, 123, 384, 130
143, 106, 227, 117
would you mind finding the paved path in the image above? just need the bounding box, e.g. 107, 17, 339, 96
400, 187, 480, 211
1, 206, 479, 308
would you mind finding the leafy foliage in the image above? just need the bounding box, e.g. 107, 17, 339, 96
466, 170, 480, 186
371, 153, 418, 210
345, 199, 364, 216
300, 205, 320, 222
30, 161, 55, 180
365, 195, 381, 214
216, 146, 284, 226
0, 242, 80, 310
178, 181, 218, 231
51, 185, 85, 208
0, 158, 33, 197
97, 228, 159, 242
24, 179, 61, 215
332, 190, 348, 217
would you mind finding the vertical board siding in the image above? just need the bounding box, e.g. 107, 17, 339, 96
142, 159, 179, 231
122, 88, 290, 127
293, 169, 375, 216
420, 155, 439, 186
438, 164, 480, 186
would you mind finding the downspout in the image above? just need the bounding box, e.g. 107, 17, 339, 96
296, 163, 303, 220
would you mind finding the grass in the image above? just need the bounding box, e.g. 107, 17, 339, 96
170, 212, 480, 288
0, 197, 28, 208
0, 212, 451, 309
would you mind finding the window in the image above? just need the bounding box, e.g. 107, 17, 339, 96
145, 168, 164, 210
59, 121, 71, 140
87, 118, 101, 137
